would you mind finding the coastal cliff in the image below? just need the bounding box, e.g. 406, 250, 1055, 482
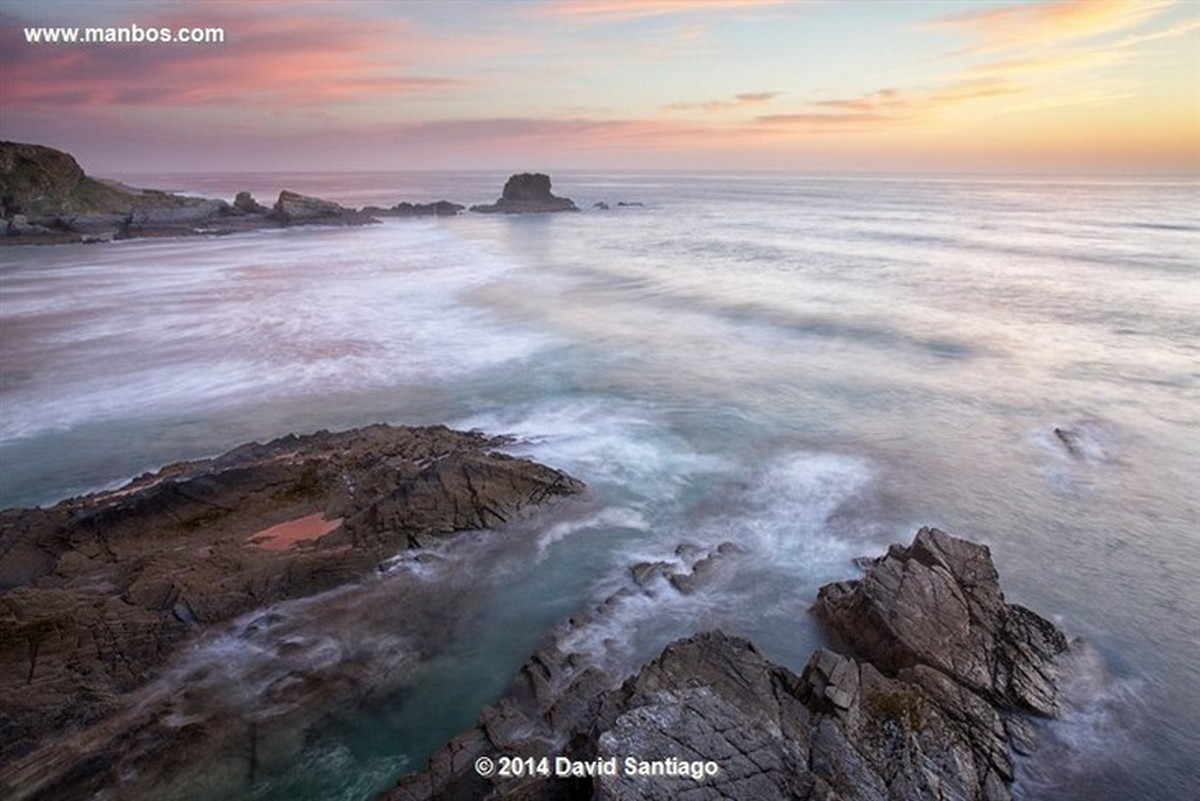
0, 141, 378, 243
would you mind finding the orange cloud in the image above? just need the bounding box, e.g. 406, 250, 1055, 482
929, 0, 1172, 54
664, 91, 780, 113
752, 78, 1021, 135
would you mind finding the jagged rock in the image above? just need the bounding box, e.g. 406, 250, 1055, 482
233, 190, 269, 214
363, 200, 465, 217
270, 190, 378, 225
0, 425, 582, 798
593, 201, 610, 210
471, 173, 577, 214
386, 528, 1076, 801
812, 527, 1069, 716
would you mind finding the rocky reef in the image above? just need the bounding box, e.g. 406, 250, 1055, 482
363, 200, 466, 217
0, 425, 583, 800
471, 173, 578, 214
387, 527, 1075, 801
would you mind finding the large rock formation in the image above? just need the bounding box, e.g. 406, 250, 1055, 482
471, 173, 578, 214
0, 141, 379, 244
387, 528, 1075, 801
0, 425, 583, 800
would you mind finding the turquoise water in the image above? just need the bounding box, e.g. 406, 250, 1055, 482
1, 173, 1197, 799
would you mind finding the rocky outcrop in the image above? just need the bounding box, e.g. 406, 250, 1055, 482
363, 200, 465, 217
270, 189, 377, 225
471, 173, 578, 214
233, 190, 269, 214
387, 527, 1075, 801
0, 141, 381, 244
0, 425, 582, 799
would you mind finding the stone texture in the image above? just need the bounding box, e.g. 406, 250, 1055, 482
0, 425, 582, 799
386, 528, 1076, 801
270, 190, 378, 225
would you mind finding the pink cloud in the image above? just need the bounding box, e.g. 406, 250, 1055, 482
0, 8, 477, 112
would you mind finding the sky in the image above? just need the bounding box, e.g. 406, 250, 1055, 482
1, 0, 1197, 175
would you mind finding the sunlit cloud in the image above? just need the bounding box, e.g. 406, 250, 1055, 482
753, 78, 1021, 134
0, 8, 482, 110
664, 91, 780, 113
929, 0, 1173, 54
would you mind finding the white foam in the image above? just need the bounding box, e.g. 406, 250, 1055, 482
1014, 641, 1145, 798
535, 506, 648, 561
1, 226, 556, 443
455, 398, 728, 498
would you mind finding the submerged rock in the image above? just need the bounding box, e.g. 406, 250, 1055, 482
387, 528, 1076, 801
471, 173, 578, 214
0, 425, 583, 799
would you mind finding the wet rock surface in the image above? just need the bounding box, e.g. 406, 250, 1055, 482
387, 527, 1075, 801
0, 424, 583, 800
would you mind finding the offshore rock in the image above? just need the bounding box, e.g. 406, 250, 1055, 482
0, 425, 583, 800
270, 189, 378, 225
387, 528, 1074, 801
363, 200, 465, 217
471, 173, 578, 214
233, 190, 269, 214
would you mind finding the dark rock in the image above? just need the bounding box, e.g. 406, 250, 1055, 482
270, 190, 378, 226
233, 191, 269, 214
0, 425, 583, 799
616, 201, 644, 207
471, 173, 578, 214
811, 526, 1069, 716
363, 200, 465, 217
0, 141, 383, 244
386, 528, 1076, 801
592, 201, 610, 210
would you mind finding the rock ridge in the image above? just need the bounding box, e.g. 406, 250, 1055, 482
386, 527, 1077, 801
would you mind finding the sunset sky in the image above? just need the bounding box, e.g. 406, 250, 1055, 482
1, 0, 1197, 174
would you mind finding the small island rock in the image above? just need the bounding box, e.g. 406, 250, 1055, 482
471, 173, 578, 214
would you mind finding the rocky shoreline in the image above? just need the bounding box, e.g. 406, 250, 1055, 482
0, 425, 583, 800
386, 528, 1076, 801
1, 142, 601, 246
0, 415, 1090, 800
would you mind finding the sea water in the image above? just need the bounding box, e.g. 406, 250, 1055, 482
1, 172, 1197, 799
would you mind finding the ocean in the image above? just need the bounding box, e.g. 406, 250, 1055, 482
1, 172, 1197, 800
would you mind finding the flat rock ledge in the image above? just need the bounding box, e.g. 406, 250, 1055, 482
0, 424, 583, 799
387, 527, 1074, 801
